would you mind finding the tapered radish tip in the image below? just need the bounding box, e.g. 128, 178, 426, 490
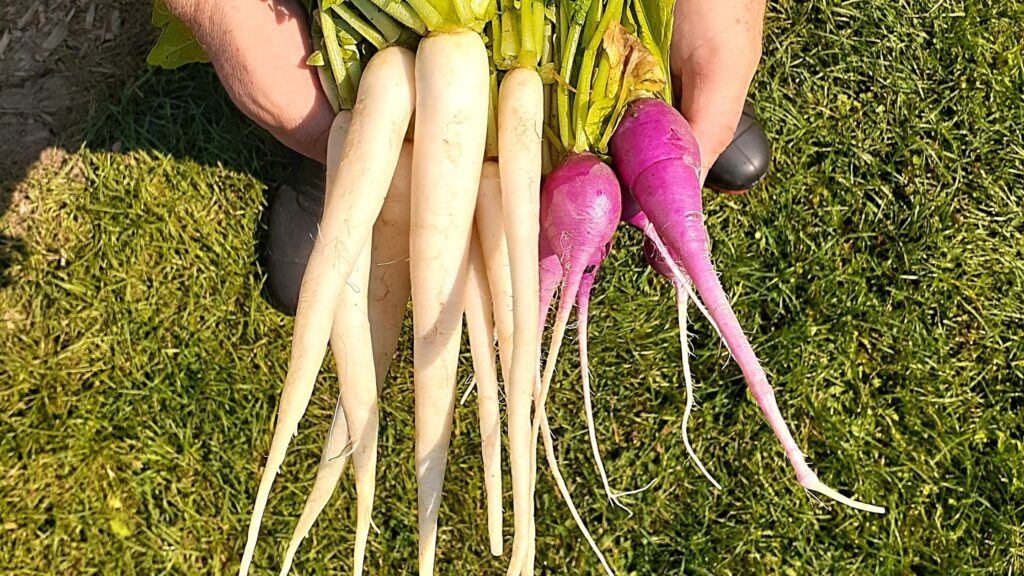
803, 478, 886, 514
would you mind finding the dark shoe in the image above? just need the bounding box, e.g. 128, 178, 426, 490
705, 101, 771, 193
266, 157, 326, 316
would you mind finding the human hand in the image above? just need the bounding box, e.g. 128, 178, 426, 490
164, 0, 335, 163
671, 0, 766, 186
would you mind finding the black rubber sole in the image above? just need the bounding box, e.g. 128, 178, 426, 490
264, 158, 326, 317
704, 101, 772, 192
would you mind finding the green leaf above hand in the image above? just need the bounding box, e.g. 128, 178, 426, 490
146, 0, 209, 69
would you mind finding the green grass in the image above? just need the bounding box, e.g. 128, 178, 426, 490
2, 1, 1023, 574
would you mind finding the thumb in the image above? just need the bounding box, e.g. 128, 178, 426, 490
269, 104, 334, 165
677, 74, 749, 188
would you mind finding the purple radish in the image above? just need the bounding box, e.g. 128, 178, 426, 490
611, 97, 884, 514
536, 153, 622, 424
620, 184, 649, 230
539, 234, 562, 331
530, 152, 622, 576
631, 180, 725, 489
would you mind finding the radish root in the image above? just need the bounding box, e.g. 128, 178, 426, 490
539, 411, 616, 576
279, 392, 352, 576
677, 288, 721, 489
644, 223, 884, 514
577, 275, 652, 511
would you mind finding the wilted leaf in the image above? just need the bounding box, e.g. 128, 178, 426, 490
584, 22, 668, 152
603, 21, 665, 96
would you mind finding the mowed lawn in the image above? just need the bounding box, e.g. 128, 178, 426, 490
1, 2, 1022, 574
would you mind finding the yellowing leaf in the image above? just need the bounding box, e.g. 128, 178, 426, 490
602, 22, 665, 97
146, 0, 209, 69
585, 22, 668, 152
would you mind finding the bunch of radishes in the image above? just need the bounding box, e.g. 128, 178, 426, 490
237, 1, 884, 574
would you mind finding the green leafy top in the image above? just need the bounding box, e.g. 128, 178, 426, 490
551, 0, 673, 157
146, 0, 208, 69
309, 0, 426, 111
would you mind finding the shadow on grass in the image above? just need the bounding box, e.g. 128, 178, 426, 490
85, 65, 300, 310
0, 61, 299, 308
0, 1, 148, 289
0, 236, 23, 288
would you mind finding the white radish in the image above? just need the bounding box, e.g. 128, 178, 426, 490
464, 229, 504, 556
344, 140, 415, 575
279, 142, 413, 576
238, 47, 415, 576
498, 67, 545, 576
473, 162, 514, 389
409, 30, 490, 575
279, 391, 350, 576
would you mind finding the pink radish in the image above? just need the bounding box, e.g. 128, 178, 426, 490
530, 152, 623, 576
611, 97, 884, 514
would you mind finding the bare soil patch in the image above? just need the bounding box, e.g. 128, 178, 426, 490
0, 0, 150, 188
1, 0, 151, 282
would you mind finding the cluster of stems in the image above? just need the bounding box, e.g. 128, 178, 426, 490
310, 0, 500, 111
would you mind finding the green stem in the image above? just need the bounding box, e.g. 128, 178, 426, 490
557, 22, 582, 148
453, 0, 473, 25
531, 2, 545, 64
592, 54, 610, 103
497, 0, 515, 60
519, 0, 536, 63
317, 64, 343, 112
544, 123, 566, 161
581, 0, 602, 48
405, 0, 443, 30
334, 19, 364, 101
346, 51, 364, 96
557, 1, 568, 62
490, 13, 502, 62
319, 10, 355, 108
471, 0, 491, 21
352, 0, 404, 43
331, 4, 388, 50
500, 6, 519, 61
368, 0, 428, 34
573, 0, 624, 149
540, 8, 553, 66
